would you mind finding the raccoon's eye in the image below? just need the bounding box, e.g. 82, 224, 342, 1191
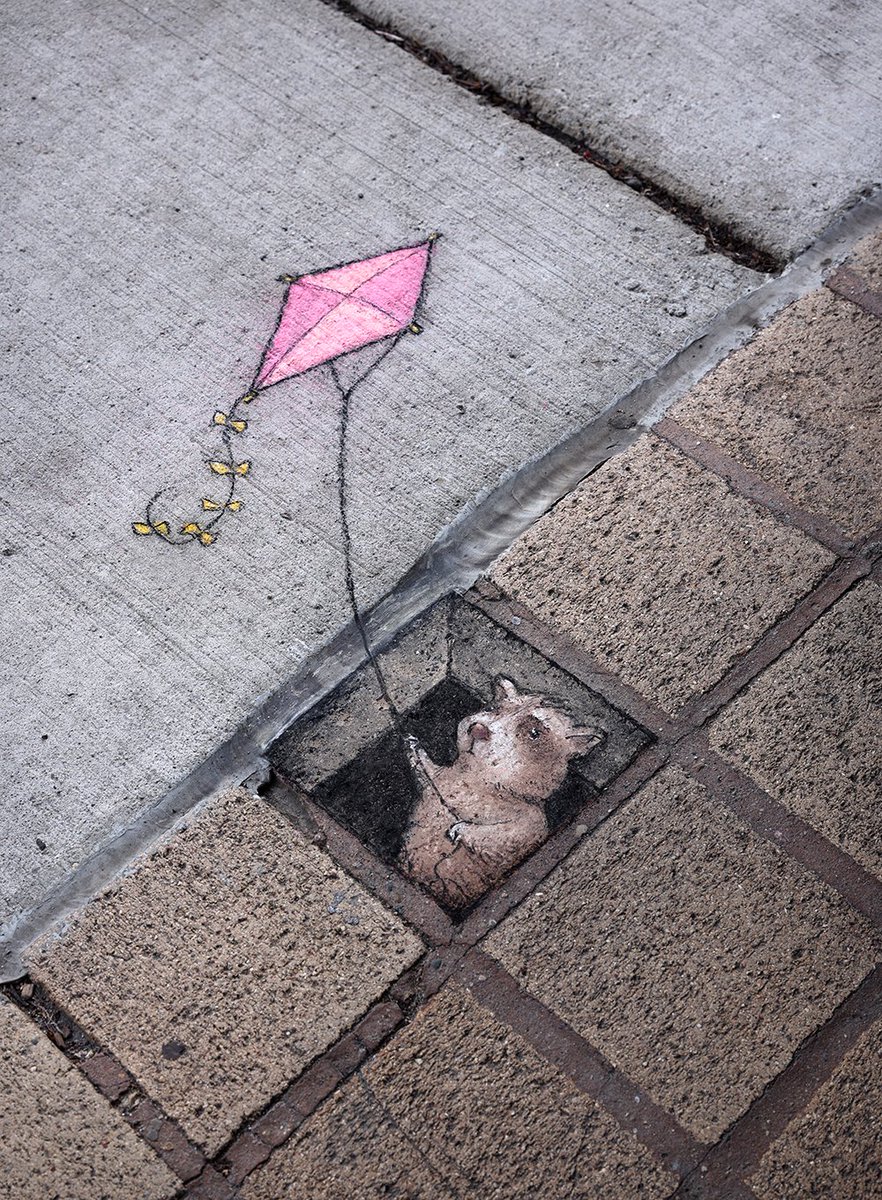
529, 726, 542, 739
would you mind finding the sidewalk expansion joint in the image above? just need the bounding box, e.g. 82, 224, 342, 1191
318, 0, 781, 273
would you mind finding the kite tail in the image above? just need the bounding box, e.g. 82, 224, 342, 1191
132, 389, 256, 547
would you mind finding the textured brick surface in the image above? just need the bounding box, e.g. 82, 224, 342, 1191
672, 288, 882, 537
711, 581, 882, 881
750, 1020, 882, 1200
485, 767, 880, 1141
491, 436, 834, 712
844, 229, 882, 289
0, 1000, 176, 1200
244, 983, 675, 1199
31, 791, 422, 1154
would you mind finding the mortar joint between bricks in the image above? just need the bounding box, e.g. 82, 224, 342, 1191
651, 416, 857, 558
670, 967, 882, 1200
1, 975, 99, 1064
1, 976, 211, 1183
203, 986, 411, 1180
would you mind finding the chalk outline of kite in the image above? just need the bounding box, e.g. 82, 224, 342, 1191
132, 233, 441, 548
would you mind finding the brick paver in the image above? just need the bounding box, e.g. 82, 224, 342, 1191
0, 1000, 177, 1200
484, 766, 880, 1142
490, 434, 834, 712
710, 580, 882, 882
841, 229, 882, 292
243, 983, 676, 1199
671, 288, 882, 537
749, 1019, 882, 1200
30, 791, 422, 1155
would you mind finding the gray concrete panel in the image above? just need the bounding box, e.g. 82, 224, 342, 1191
0, 0, 755, 929
356, 0, 882, 259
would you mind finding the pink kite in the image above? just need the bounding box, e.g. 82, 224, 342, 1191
133, 235, 439, 546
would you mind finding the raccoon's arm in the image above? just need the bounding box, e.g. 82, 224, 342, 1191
449, 809, 547, 867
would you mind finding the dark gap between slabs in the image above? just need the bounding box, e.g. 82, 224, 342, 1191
319, 0, 782, 272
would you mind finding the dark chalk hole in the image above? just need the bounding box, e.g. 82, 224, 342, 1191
311, 678, 481, 863
310, 676, 599, 889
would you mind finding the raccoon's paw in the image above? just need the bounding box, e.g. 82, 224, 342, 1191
404, 735, 428, 777
447, 820, 471, 845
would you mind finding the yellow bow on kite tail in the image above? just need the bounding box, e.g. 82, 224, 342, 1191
132, 389, 255, 547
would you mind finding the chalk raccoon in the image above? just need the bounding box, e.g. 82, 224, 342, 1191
398, 677, 602, 908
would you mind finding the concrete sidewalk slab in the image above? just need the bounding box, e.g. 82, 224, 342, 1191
355, 0, 882, 260
30, 790, 422, 1154
243, 983, 676, 1199
0, 999, 177, 1200
0, 0, 756, 934
485, 767, 880, 1142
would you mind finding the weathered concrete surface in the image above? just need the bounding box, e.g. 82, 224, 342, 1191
749, 1021, 882, 1200
0, 999, 177, 1200
711, 581, 882, 882
673, 288, 882, 537
485, 767, 881, 1142
0, 0, 757, 933
244, 983, 676, 1199
355, 0, 882, 260
491, 435, 834, 712
30, 790, 422, 1154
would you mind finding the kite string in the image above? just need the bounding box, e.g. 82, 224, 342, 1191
330, 354, 463, 830
330, 354, 404, 730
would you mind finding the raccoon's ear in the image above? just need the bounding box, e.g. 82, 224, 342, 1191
493, 676, 521, 703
